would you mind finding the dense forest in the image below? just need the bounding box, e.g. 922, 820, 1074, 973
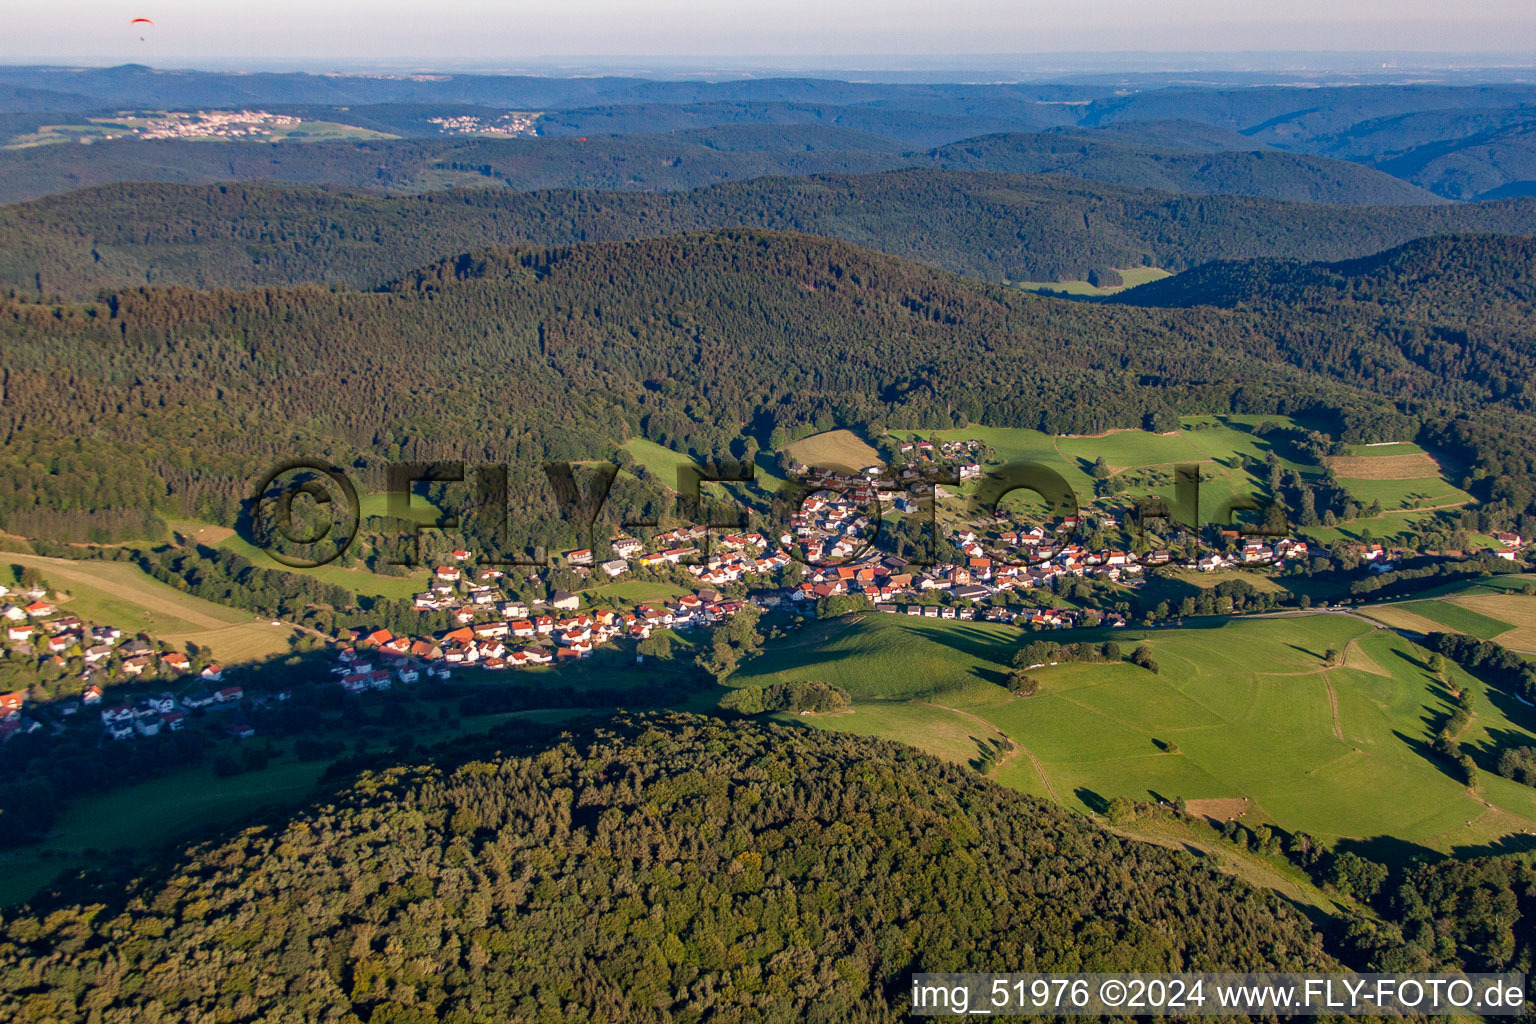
8, 171, 1536, 298
6, 228, 1536, 545
0, 714, 1341, 1023
0, 121, 1450, 207
1114, 232, 1536, 322
924, 132, 1444, 205
0, 131, 910, 206
0, 224, 1500, 544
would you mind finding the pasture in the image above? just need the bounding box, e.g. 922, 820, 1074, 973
0, 756, 328, 906
1324, 446, 1472, 515
888, 417, 1311, 521
212, 528, 430, 602
1448, 593, 1536, 650
1342, 442, 1427, 458
1360, 582, 1536, 649
1393, 600, 1514, 640
748, 613, 1536, 852
731, 613, 1017, 701
621, 438, 703, 489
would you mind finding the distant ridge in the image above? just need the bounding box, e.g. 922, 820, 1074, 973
6, 171, 1536, 299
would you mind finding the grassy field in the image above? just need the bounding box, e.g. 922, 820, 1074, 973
622, 438, 726, 492
889, 417, 1309, 521
7, 553, 296, 663
1164, 568, 1288, 594
1360, 586, 1536, 648
1015, 266, 1172, 296
615, 438, 791, 505
1329, 473, 1471, 512
212, 529, 430, 601
1448, 593, 1536, 650
1395, 600, 1514, 640
1342, 442, 1427, 458
0, 756, 327, 906
773, 699, 1010, 776
732, 614, 1016, 700
746, 613, 1536, 852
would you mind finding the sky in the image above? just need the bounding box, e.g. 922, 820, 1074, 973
6, 0, 1536, 65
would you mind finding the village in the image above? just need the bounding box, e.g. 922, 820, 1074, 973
331, 456, 1321, 693
0, 453, 1381, 745
95, 109, 305, 141
425, 111, 539, 136
0, 579, 248, 745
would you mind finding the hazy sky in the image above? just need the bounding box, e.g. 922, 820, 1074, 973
7, 0, 1536, 63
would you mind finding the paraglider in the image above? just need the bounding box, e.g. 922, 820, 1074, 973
130, 17, 153, 42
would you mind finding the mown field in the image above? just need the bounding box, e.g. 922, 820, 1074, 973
1359, 575, 1536, 650
7, 552, 297, 663
1015, 266, 1173, 296
737, 612, 1536, 853
781, 429, 883, 473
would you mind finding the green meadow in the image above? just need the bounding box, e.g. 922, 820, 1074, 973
1343, 442, 1427, 458
621, 438, 702, 488
739, 613, 1536, 852
214, 529, 429, 601
0, 757, 327, 906
888, 416, 1316, 522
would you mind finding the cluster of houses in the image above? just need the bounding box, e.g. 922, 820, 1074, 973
0, 580, 237, 742
399, 460, 1326, 673
777, 468, 1315, 611
96, 684, 247, 740
896, 436, 986, 480
119, 110, 302, 141
332, 585, 749, 688
425, 111, 538, 136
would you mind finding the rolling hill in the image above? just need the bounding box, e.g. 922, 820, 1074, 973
734, 614, 1536, 851
5, 227, 1536, 544
0, 713, 1340, 1022
1114, 233, 1536, 323
924, 132, 1445, 205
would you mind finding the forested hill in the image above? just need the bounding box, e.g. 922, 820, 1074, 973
7, 227, 1536, 544
0, 226, 1399, 540
924, 133, 1445, 205
0, 122, 1446, 207
0, 713, 1338, 1022
1114, 234, 1536, 324
0, 132, 911, 206
9, 171, 1536, 299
